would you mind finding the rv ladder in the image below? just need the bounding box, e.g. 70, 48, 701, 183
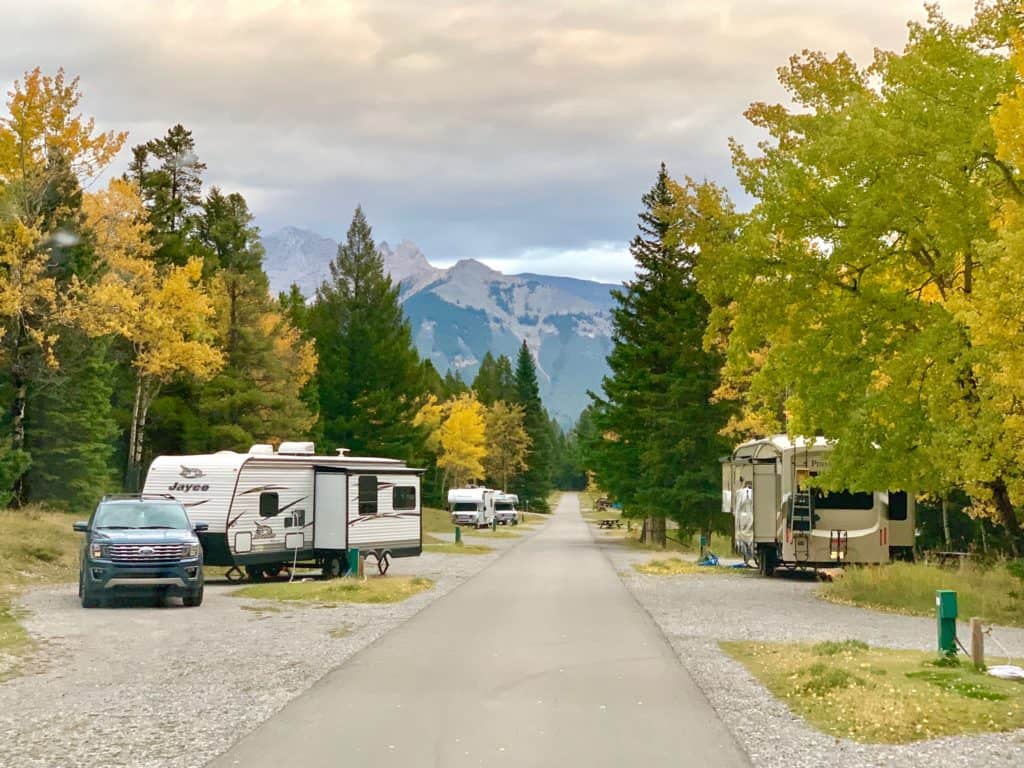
791, 489, 813, 532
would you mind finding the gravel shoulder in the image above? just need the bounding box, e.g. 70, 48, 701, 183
0, 528, 538, 768
601, 533, 1024, 767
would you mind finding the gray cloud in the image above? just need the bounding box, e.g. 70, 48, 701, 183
3, 0, 976, 282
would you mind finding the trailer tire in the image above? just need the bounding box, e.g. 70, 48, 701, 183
757, 545, 777, 577
245, 565, 266, 583
323, 555, 344, 579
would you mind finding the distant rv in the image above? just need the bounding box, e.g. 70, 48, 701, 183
494, 492, 519, 525
143, 442, 423, 580
720, 435, 915, 576
448, 487, 495, 528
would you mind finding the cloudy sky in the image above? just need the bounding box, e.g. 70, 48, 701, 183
3, 0, 976, 283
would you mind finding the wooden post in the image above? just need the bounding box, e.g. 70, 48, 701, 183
357, 553, 366, 580
970, 617, 985, 669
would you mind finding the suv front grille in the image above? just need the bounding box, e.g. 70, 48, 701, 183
107, 544, 184, 562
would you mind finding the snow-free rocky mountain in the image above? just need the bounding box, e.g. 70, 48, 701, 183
261, 226, 616, 425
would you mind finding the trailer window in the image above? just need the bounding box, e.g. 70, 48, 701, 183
358, 476, 378, 515
812, 489, 874, 510
259, 492, 279, 518
888, 491, 908, 521
393, 486, 417, 510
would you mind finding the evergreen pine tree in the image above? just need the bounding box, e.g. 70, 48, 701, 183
308, 206, 426, 459
26, 334, 118, 512
588, 164, 731, 544
473, 352, 517, 404
511, 341, 554, 511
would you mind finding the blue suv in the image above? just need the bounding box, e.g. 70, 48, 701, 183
74, 495, 208, 608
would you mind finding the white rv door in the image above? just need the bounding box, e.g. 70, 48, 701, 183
314, 472, 347, 550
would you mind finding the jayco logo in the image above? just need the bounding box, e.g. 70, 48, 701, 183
168, 481, 210, 492
179, 466, 205, 479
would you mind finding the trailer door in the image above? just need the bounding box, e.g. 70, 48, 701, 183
314, 471, 347, 550
752, 461, 779, 542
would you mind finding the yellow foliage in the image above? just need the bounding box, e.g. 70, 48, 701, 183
436, 393, 487, 488
78, 179, 223, 384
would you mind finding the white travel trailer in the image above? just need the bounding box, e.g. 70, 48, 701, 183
143, 442, 423, 579
494, 493, 519, 525
721, 435, 915, 576
448, 487, 495, 528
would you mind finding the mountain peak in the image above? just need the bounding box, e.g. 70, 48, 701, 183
448, 258, 501, 279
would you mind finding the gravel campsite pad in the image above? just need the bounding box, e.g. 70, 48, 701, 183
603, 541, 1024, 767
0, 531, 530, 768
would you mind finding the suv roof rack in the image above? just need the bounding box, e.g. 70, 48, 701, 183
100, 493, 178, 502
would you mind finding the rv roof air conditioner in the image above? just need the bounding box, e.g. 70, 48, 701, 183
336, 448, 350, 457
277, 441, 315, 456
248, 444, 275, 455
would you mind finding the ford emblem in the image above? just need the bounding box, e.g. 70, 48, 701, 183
139, 546, 155, 555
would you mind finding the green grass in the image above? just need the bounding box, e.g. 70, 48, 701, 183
422, 534, 493, 555
232, 575, 434, 604
821, 562, 1024, 627
0, 507, 81, 676
723, 640, 1024, 743
422, 505, 536, 538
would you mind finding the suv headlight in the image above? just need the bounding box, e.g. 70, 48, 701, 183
90, 543, 105, 559
182, 542, 200, 559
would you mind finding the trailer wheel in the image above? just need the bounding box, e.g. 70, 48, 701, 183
323, 555, 344, 579
757, 545, 777, 577
245, 565, 266, 583
263, 564, 285, 579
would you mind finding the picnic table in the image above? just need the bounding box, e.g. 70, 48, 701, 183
927, 551, 975, 567
598, 519, 622, 529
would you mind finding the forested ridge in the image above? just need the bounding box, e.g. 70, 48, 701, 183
0, 69, 583, 514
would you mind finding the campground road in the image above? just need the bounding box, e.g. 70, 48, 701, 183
208, 493, 749, 768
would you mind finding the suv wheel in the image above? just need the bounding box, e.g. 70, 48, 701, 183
183, 582, 204, 607
80, 571, 100, 608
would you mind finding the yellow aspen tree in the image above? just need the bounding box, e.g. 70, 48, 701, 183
78, 178, 223, 488
483, 400, 530, 491
436, 392, 487, 489
0, 68, 125, 483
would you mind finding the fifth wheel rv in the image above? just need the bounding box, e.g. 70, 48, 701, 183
143, 442, 423, 579
721, 435, 915, 576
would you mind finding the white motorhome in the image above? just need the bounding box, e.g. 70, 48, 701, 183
721, 435, 915, 576
143, 442, 423, 579
448, 487, 495, 528
494, 493, 519, 525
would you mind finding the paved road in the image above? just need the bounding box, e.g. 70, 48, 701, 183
209, 493, 748, 768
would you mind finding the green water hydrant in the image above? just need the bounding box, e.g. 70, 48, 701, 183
454, 526, 462, 544
347, 547, 360, 576
936, 589, 958, 656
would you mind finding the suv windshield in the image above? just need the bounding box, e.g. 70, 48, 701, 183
93, 501, 191, 530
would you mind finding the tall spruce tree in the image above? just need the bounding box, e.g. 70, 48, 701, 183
26, 334, 118, 512
511, 341, 553, 511
472, 352, 517, 405
308, 207, 425, 459
588, 164, 731, 544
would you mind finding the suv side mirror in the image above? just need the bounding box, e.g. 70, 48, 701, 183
73, 521, 89, 533
193, 522, 209, 533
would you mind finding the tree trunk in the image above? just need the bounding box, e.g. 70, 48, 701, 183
941, 495, 951, 550
987, 477, 1020, 556
10, 375, 27, 506
126, 376, 156, 493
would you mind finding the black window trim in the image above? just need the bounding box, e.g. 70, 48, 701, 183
393, 485, 417, 511
358, 475, 378, 516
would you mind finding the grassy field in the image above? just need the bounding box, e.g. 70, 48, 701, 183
0, 507, 81, 674
724, 639, 1024, 743
821, 562, 1024, 628
232, 575, 435, 604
